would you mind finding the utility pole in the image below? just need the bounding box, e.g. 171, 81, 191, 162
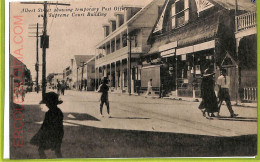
125, 34, 136, 95
28, 23, 43, 93
21, 1, 70, 102
36, 23, 39, 93
42, 1, 47, 100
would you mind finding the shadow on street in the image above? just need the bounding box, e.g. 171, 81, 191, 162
10, 103, 257, 159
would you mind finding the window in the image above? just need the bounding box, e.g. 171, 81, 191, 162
171, 0, 189, 29
91, 65, 95, 73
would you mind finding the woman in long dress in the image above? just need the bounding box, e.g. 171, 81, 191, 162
200, 68, 219, 117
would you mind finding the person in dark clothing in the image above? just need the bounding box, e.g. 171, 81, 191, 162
57, 80, 61, 95
61, 81, 66, 95
30, 92, 64, 158
199, 68, 219, 118
98, 77, 110, 117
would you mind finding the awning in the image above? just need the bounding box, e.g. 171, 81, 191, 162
176, 40, 215, 55
161, 48, 175, 58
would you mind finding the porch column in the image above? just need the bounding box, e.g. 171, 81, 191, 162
115, 62, 117, 90
110, 40, 112, 54
105, 43, 107, 55
120, 33, 123, 48
95, 67, 97, 90
110, 63, 112, 87
127, 57, 129, 93
115, 37, 117, 51
192, 54, 196, 99
120, 60, 123, 90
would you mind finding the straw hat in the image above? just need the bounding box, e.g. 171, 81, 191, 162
203, 68, 215, 77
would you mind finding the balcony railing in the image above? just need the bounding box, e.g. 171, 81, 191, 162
241, 87, 257, 102
235, 12, 256, 32
96, 47, 128, 66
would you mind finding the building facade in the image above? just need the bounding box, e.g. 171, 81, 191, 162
234, 9, 257, 102
144, 0, 256, 101
95, 0, 164, 94
10, 54, 32, 103
71, 55, 95, 90
85, 56, 96, 91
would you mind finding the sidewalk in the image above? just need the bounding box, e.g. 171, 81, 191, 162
109, 90, 257, 108
164, 96, 257, 108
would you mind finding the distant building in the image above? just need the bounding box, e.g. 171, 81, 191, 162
84, 56, 95, 91
71, 55, 95, 90
63, 65, 73, 89
9, 54, 32, 103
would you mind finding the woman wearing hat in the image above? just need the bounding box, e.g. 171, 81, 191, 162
200, 68, 219, 118
30, 92, 64, 158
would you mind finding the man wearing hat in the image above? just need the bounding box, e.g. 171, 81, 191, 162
217, 68, 238, 118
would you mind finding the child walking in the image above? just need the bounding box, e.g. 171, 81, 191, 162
30, 92, 64, 158
98, 77, 110, 117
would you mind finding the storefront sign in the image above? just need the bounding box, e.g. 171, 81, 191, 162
161, 48, 176, 57
159, 41, 177, 52
176, 40, 215, 55
193, 40, 215, 52
176, 45, 193, 55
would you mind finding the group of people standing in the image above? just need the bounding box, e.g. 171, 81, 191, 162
199, 67, 238, 118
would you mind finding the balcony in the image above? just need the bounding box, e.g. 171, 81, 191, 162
96, 47, 128, 67
236, 12, 256, 32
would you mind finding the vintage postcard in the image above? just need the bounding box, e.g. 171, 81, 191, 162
6, 0, 257, 159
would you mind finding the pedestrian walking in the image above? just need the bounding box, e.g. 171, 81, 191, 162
145, 79, 153, 97
30, 92, 64, 158
21, 85, 26, 101
57, 80, 61, 95
61, 81, 66, 95
216, 68, 238, 118
98, 77, 110, 117
199, 68, 219, 118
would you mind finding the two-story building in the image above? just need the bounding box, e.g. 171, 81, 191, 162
10, 54, 32, 103
232, 1, 256, 102
95, 0, 164, 94
72, 55, 95, 90
63, 66, 73, 89
144, 0, 255, 101
84, 56, 96, 91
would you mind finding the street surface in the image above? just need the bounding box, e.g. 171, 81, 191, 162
10, 90, 257, 159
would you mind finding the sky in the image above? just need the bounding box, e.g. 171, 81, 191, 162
10, 0, 153, 81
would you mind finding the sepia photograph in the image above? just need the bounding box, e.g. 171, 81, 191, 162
8, 0, 257, 159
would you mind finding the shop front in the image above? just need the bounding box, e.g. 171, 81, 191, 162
148, 7, 236, 98
175, 42, 215, 98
